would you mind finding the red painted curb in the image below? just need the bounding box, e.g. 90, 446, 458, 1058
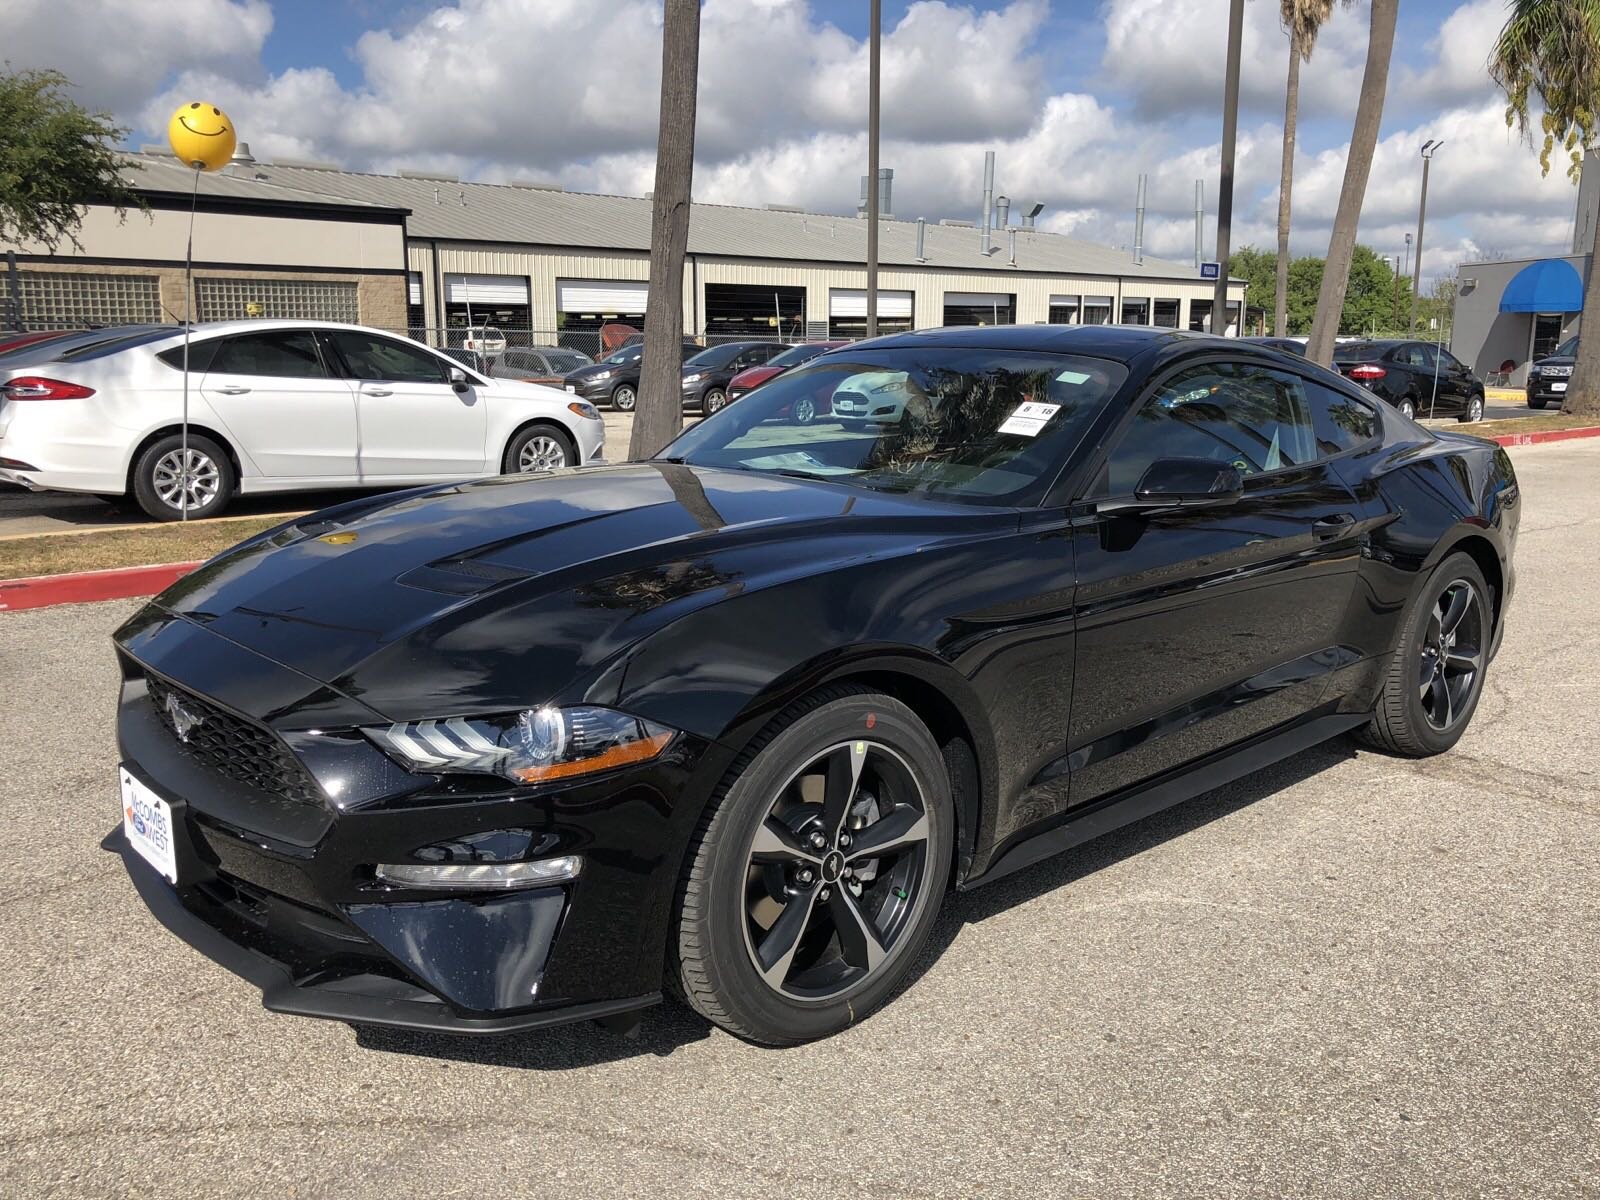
1492, 424, 1600, 447
0, 561, 200, 613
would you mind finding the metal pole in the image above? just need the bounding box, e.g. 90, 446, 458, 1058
1133, 174, 1146, 265
865, 0, 881, 339
1211, 0, 1244, 334
180, 167, 200, 521
1194, 180, 1203, 270
1410, 142, 1438, 334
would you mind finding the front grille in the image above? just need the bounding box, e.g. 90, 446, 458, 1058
146, 675, 325, 807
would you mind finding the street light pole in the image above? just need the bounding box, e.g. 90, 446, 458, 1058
1410, 140, 1440, 333
1211, 0, 1244, 335
865, 0, 881, 339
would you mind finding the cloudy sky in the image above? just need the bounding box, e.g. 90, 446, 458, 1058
0, 0, 1581, 282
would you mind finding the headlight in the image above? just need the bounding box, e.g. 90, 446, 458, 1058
682, 373, 703, 384
567, 400, 600, 419
591, 369, 613, 381
368, 707, 674, 784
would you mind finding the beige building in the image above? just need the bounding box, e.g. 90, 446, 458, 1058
6, 151, 1244, 352
2, 155, 409, 332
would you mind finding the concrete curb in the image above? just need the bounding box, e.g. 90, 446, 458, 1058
1491, 425, 1600, 447
0, 561, 199, 613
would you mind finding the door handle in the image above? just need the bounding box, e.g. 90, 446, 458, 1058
363, 387, 393, 397
1312, 513, 1357, 540
216, 385, 251, 395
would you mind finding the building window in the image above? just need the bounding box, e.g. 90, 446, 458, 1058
943, 292, 1014, 326
1153, 298, 1180, 328
1048, 295, 1080, 325
1082, 295, 1113, 325
196, 277, 359, 323
0, 270, 162, 330
1120, 297, 1150, 325
1188, 299, 1241, 333
1532, 313, 1564, 360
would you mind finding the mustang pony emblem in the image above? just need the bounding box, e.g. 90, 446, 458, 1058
164, 691, 205, 742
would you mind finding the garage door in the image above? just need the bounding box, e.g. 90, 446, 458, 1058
444, 274, 529, 305
829, 288, 913, 319
556, 279, 649, 313
944, 291, 1012, 307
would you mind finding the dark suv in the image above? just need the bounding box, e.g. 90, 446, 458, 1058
1332, 339, 1485, 422
563, 340, 703, 411
1526, 335, 1576, 409
681, 341, 787, 413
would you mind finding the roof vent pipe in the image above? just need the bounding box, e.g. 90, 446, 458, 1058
981, 150, 995, 255
995, 194, 1010, 229
915, 217, 926, 261
1134, 173, 1147, 265
1194, 180, 1204, 269
1008, 228, 1017, 266
229, 141, 256, 166
1022, 202, 1044, 230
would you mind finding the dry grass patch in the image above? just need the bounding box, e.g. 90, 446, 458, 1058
0, 516, 284, 581
1453, 413, 1600, 441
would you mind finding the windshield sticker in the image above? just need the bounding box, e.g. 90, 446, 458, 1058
998, 401, 1061, 437
1055, 370, 1091, 385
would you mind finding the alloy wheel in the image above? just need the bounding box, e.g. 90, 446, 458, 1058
1466, 395, 1484, 422
613, 386, 636, 411
1418, 579, 1483, 730
1398, 399, 1416, 420
741, 740, 932, 1001
793, 396, 816, 424
704, 389, 727, 414
152, 447, 220, 513
517, 435, 569, 473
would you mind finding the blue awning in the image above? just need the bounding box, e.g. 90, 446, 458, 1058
1499, 258, 1584, 313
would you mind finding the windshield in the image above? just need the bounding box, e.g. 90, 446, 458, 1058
600, 347, 642, 366
685, 343, 747, 369
661, 347, 1127, 507
1553, 336, 1579, 358
1332, 341, 1387, 361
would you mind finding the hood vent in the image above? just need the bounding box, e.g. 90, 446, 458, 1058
396, 557, 537, 596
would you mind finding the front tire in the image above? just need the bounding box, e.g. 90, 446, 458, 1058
703, 388, 727, 415
1528, 396, 1547, 410
503, 423, 575, 474
1458, 392, 1484, 423
672, 687, 953, 1045
611, 384, 637, 411
131, 433, 235, 521
1359, 552, 1491, 757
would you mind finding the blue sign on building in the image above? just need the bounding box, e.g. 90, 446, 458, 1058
1199, 262, 1221, 281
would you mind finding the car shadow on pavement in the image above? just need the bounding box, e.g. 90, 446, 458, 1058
354, 737, 1358, 1069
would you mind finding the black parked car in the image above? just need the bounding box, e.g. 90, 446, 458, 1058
1526, 335, 1576, 409
563, 340, 703, 411
111, 326, 1517, 1046
1332, 339, 1485, 422
1240, 336, 1306, 356
680, 341, 787, 413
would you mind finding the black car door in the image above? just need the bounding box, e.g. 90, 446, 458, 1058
1433, 346, 1476, 412
1066, 358, 1366, 806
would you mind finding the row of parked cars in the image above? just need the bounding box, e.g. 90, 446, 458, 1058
1243, 336, 1488, 422
561, 339, 845, 415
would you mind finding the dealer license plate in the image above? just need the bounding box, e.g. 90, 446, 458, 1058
121, 768, 177, 884
1553, 381, 1568, 392
565, 385, 576, 394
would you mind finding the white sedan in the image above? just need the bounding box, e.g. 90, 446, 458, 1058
0, 320, 605, 520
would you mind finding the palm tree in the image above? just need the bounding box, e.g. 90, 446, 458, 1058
628, 0, 701, 460
1305, 0, 1398, 366
1274, 1, 1337, 337
1490, 0, 1600, 418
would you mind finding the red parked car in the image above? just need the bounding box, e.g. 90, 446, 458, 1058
726, 341, 847, 419
0, 330, 76, 356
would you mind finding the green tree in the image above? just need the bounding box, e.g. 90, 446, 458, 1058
1306, 0, 1398, 365
1490, 0, 1600, 417
1227, 245, 1277, 327
0, 67, 142, 255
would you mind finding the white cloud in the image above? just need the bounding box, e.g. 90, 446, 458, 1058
0, 0, 271, 116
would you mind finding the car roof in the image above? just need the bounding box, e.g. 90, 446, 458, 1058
857, 323, 1228, 364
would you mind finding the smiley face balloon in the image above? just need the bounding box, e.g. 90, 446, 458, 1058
167, 101, 237, 171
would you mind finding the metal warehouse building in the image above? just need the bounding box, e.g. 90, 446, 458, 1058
5, 149, 1244, 353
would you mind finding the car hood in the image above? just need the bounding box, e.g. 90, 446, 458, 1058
146, 463, 986, 720
730, 365, 782, 389
565, 362, 626, 382
1532, 355, 1575, 369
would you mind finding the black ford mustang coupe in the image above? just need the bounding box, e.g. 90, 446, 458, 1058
112, 326, 1519, 1046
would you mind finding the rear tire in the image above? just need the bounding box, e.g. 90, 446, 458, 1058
672, 687, 953, 1045
1396, 396, 1417, 420
1359, 552, 1491, 757
130, 433, 235, 521
611, 384, 637, 412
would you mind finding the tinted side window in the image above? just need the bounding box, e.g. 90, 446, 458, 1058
330, 332, 447, 383
157, 338, 221, 373
1099, 361, 1317, 494
207, 331, 330, 378
1392, 344, 1428, 368
1306, 379, 1378, 455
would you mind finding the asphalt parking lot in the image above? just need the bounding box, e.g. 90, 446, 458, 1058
1, 439, 1596, 1198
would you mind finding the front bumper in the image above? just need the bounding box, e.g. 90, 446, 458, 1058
111, 624, 720, 1035
565, 376, 619, 402
1526, 379, 1569, 404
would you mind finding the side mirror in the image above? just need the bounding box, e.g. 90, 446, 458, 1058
1099, 458, 1244, 515
449, 366, 470, 393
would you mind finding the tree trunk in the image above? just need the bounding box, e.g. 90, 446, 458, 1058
1275, 34, 1300, 338
1563, 253, 1600, 416
1305, 0, 1397, 366
627, 0, 701, 461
